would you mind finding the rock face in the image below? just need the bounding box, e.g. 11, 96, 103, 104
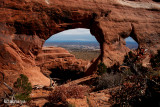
0, 0, 160, 84
36, 47, 90, 76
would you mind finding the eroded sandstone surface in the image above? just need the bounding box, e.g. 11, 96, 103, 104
0, 0, 160, 93
36, 47, 90, 77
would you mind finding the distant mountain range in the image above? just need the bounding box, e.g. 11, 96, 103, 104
44, 41, 138, 50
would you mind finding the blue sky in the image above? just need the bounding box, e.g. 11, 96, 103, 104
46, 28, 135, 42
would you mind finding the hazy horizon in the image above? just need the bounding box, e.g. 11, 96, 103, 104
44, 28, 138, 49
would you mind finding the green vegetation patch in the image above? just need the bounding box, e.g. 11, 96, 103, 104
14, 74, 32, 101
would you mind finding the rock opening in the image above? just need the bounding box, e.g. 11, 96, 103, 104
37, 28, 101, 82
43, 28, 100, 61
125, 36, 138, 50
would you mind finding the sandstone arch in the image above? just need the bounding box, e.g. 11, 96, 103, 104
0, 0, 160, 71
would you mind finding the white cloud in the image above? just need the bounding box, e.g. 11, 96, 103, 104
47, 28, 97, 42
125, 37, 137, 42
55, 28, 91, 36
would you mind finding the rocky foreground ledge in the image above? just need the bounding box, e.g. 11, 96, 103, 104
36, 46, 90, 77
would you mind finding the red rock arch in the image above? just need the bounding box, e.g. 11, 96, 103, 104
0, 0, 160, 71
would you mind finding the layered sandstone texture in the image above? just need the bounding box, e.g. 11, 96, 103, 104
36, 47, 90, 76
0, 0, 160, 82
